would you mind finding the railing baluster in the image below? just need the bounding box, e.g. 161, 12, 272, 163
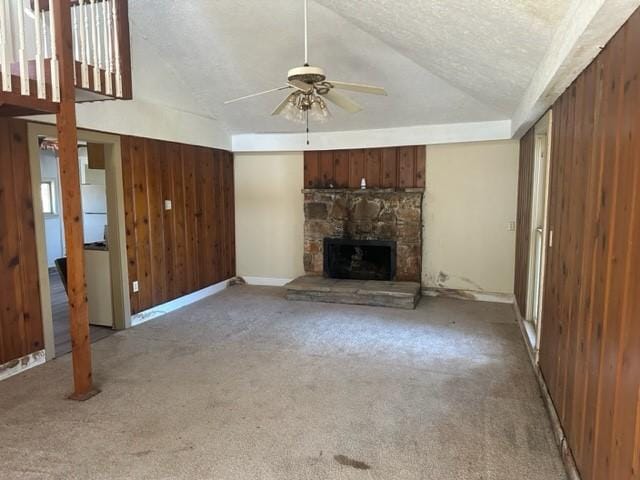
0, 0, 10, 92
42, 10, 49, 58
34, 0, 45, 98
102, 0, 112, 95
48, 0, 59, 101
83, 0, 90, 64
16, 0, 29, 95
71, 6, 77, 83
112, 0, 121, 97
90, 0, 100, 91
96, 1, 102, 71
78, 0, 88, 87
71, 6, 78, 60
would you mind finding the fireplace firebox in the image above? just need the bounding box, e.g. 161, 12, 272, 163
324, 238, 396, 281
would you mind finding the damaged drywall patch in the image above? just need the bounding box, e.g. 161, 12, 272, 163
436, 271, 450, 287
0, 350, 46, 382
435, 271, 484, 292
457, 276, 485, 292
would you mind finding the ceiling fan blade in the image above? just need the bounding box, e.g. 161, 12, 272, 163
287, 79, 313, 94
224, 86, 291, 105
271, 92, 296, 115
322, 89, 362, 113
327, 81, 387, 96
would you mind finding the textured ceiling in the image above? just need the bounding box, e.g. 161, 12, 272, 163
129, 0, 572, 135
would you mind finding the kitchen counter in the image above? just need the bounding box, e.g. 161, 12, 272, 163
84, 241, 108, 251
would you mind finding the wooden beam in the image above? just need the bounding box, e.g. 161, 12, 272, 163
52, 0, 97, 400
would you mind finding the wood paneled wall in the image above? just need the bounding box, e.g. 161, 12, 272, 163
0, 119, 44, 364
304, 146, 426, 189
121, 137, 235, 314
537, 9, 640, 480
514, 129, 535, 318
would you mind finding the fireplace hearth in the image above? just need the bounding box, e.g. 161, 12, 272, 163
324, 238, 396, 281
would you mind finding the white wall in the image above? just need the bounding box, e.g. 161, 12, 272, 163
423, 141, 519, 294
234, 152, 305, 283
234, 142, 519, 295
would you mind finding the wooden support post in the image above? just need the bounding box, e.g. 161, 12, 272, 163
52, 0, 97, 400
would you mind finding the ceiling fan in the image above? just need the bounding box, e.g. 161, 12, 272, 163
223, 0, 387, 128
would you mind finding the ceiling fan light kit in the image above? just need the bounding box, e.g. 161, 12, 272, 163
281, 90, 331, 124
223, 0, 387, 137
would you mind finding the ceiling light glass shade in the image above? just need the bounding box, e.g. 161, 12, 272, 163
309, 97, 330, 123
280, 94, 306, 124
277, 91, 331, 124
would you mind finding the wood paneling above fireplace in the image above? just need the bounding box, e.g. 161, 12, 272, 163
304, 146, 426, 190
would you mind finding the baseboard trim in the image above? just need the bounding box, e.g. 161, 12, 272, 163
131, 279, 230, 327
513, 300, 582, 480
242, 276, 293, 287
0, 350, 46, 382
422, 287, 514, 304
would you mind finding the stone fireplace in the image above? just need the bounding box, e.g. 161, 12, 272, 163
303, 188, 423, 282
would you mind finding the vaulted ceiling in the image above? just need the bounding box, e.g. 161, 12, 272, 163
129, 0, 573, 135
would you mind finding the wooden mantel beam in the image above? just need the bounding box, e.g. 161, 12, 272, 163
52, 0, 97, 400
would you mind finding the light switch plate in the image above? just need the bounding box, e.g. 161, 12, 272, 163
507, 221, 516, 232
164, 200, 172, 211
132, 281, 139, 293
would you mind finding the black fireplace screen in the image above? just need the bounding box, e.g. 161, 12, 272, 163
324, 238, 396, 281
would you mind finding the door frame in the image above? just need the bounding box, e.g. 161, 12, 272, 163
524, 111, 553, 359
28, 122, 131, 360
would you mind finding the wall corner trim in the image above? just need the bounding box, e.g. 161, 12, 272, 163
0, 350, 46, 382
130, 279, 231, 327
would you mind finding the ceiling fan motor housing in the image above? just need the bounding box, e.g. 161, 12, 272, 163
288, 65, 326, 85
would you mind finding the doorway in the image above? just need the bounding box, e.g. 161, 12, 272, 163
38, 139, 115, 355
28, 124, 131, 360
524, 112, 552, 357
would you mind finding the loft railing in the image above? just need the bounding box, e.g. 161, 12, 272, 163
70, 0, 125, 97
0, 0, 58, 100
0, 0, 130, 109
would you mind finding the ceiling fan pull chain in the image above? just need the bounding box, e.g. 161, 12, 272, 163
306, 110, 310, 145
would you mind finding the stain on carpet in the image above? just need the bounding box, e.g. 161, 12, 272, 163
334, 454, 371, 470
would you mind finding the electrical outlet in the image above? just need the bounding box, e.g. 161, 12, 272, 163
132, 280, 139, 293
164, 199, 172, 211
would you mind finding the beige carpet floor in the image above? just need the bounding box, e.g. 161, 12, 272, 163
0, 285, 567, 480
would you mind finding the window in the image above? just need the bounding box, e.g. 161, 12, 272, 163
41, 181, 56, 215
